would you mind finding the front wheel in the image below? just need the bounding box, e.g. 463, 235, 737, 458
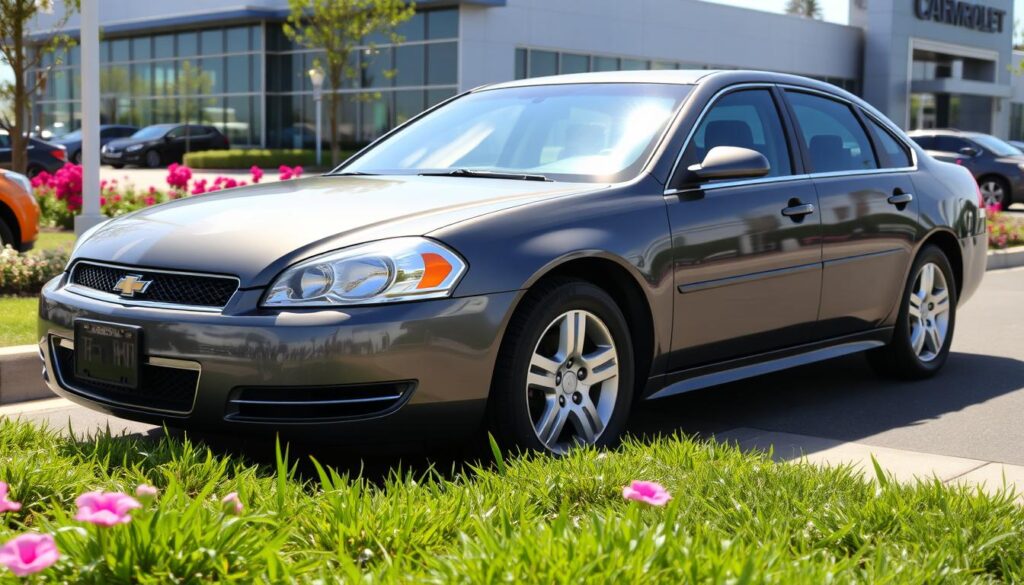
868, 245, 957, 379
489, 278, 634, 455
144, 150, 162, 169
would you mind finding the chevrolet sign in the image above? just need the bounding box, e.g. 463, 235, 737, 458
914, 0, 1007, 33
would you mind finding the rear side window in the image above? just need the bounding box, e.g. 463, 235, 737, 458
934, 135, 971, 153
864, 116, 911, 168
786, 91, 877, 173
680, 89, 792, 180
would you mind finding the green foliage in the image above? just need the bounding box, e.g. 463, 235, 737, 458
785, 0, 823, 19
183, 149, 354, 169
0, 419, 1023, 582
0, 244, 67, 296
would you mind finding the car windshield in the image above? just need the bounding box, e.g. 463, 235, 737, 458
340, 83, 692, 182
971, 134, 1020, 157
131, 126, 169, 140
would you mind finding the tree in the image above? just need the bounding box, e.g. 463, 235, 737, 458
0, 0, 78, 174
785, 0, 823, 20
284, 0, 415, 166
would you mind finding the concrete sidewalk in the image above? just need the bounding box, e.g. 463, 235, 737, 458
718, 427, 1024, 501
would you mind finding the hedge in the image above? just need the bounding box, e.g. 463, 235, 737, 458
183, 149, 358, 170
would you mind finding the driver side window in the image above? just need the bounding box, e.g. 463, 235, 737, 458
680, 89, 793, 181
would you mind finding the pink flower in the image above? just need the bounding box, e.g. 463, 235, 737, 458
0, 534, 59, 576
0, 483, 21, 513
250, 166, 264, 184
135, 484, 158, 499
165, 163, 193, 190
191, 179, 208, 195
622, 480, 671, 506
74, 491, 142, 526
221, 492, 243, 515
278, 165, 303, 181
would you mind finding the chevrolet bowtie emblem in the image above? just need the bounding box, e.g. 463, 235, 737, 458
112, 274, 152, 298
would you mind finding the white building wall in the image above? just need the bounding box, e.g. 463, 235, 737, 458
458, 0, 863, 91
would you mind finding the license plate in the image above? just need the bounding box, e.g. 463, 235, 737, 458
74, 320, 141, 389
105, 152, 122, 158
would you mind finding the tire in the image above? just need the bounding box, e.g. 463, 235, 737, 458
144, 150, 162, 169
109, 163, 125, 169
868, 245, 957, 379
488, 278, 634, 455
978, 176, 1010, 209
72, 150, 82, 165
0, 220, 14, 249
25, 165, 44, 178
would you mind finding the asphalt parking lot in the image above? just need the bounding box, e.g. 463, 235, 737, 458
8, 265, 1024, 467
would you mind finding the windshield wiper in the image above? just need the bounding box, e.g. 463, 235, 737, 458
418, 168, 553, 182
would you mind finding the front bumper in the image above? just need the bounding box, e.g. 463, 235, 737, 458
101, 151, 142, 165
38, 275, 518, 446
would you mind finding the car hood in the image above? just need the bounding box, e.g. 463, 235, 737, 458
73, 175, 604, 286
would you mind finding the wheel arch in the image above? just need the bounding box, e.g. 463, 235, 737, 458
513, 251, 658, 401
916, 228, 963, 299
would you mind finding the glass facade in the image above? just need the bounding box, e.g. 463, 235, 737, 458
30, 8, 460, 149
513, 48, 860, 96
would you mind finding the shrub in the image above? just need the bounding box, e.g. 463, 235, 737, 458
0, 245, 68, 296
183, 149, 355, 169
988, 207, 1024, 250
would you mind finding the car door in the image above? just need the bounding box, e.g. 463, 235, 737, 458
666, 86, 823, 370
189, 125, 213, 152
782, 89, 918, 338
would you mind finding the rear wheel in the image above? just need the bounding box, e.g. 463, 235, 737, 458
145, 150, 162, 169
72, 150, 82, 165
979, 176, 1010, 209
25, 165, 44, 178
489, 278, 634, 455
868, 245, 956, 379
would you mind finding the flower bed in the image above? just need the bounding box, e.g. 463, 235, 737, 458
988, 206, 1024, 250
33, 163, 304, 229
0, 420, 1022, 581
0, 246, 69, 297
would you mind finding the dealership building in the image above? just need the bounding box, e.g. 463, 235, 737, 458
29, 0, 1023, 149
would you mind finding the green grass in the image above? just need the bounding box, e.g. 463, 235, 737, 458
30, 231, 75, 255
0, 420, 1022, 582
183, 148, 356, 170
0, 297, 37, 347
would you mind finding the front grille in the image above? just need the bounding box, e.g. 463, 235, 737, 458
51, 341, 198, 413
225, 382, 415, 422
70, 262, 238, 309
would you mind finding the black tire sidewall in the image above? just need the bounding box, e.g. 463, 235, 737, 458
490, 279, 635, 454
145, 150, 162, 169
889, 245, 958, 377
0, 221, 14, 249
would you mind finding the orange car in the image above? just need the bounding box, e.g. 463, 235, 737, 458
0, 170, 40, 251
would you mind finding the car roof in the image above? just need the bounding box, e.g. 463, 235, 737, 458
484, 69, 852, 92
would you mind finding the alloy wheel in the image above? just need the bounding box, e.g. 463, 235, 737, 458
908, 262, 950, 363
526, 310, 619, 453
979, 180, 1005, 208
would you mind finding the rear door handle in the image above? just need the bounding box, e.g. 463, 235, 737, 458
887, 193, 914, 205
781, 203, 815, 217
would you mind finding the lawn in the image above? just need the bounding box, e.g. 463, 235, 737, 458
30, 230, 75, 255
0, 420, 1020, 583
0, 297, 37, 348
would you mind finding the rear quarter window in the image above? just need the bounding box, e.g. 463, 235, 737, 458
864, 116, 912, 168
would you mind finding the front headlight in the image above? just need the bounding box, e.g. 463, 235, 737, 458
263, 237, 467, 307
126, 144, 144, 152
2, 171, 33, 199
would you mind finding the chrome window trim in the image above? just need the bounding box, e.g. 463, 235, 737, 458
66, 260, 240, 313
49, 335, 201, 416
664, 82, 918, 196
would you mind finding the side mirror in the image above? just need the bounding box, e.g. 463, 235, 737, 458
958, 146, 979, 157
687, 146, 771, 181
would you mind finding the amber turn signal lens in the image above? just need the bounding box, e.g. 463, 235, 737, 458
418, 252, 453, 289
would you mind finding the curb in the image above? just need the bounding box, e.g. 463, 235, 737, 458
0, 345, 55, 405
987, 247, 1024, 271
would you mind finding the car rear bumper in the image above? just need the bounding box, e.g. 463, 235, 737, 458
38, 275, 518, 446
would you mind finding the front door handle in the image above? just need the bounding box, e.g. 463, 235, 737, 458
887, 192, 914, 206
781, 203, 815, 218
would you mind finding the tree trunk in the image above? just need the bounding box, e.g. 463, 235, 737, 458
329, 90, 340, 167
10, 10, 28, 175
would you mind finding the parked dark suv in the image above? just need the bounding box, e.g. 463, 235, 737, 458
101, 124, 230, 168
908, 129, 1023, 209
